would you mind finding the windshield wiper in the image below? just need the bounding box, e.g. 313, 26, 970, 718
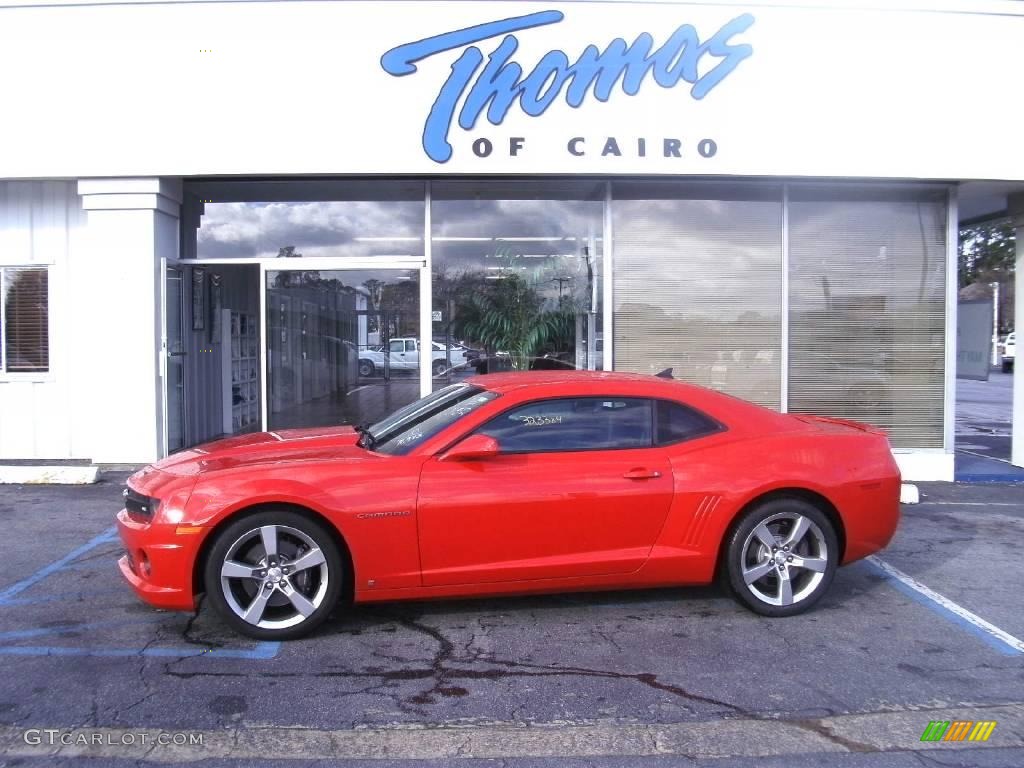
354, 423, 376, 450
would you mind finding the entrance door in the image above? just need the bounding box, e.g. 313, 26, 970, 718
264, 266, 423, 431
161, 259, 186, 455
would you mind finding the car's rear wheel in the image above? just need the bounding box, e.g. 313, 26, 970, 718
358, 359, 375, 377
723, 498, 838, 617
203, 510, 343, 640
432, 359, 447, 377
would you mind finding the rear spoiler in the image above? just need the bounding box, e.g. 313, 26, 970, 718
793, 414, 888, 437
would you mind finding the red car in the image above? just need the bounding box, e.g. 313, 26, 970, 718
117, 372, 901, 640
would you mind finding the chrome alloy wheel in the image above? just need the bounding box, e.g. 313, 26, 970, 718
740, 512, 829, 607
219, 524, 329, 630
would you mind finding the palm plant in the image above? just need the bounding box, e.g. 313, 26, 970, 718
455, 274, 572, 369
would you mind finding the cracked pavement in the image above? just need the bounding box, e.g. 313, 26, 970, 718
0, 475, 1021, 766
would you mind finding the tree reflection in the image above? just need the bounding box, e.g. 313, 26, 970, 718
442, 272, 574, 368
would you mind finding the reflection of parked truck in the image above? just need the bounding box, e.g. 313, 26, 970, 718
1002, 331, 1015, 372
358, 338, 470, 378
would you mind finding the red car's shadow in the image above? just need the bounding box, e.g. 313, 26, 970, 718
304, 571, 873, 640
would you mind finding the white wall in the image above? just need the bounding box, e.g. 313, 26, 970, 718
0, 181, 85, 460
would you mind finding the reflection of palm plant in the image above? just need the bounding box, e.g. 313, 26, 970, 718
456, 274, 572, 369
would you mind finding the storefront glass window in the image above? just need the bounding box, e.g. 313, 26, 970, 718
430, 180, 604, 389
612, 182, 784, 408
265, 268, 420, 430
193, 180, 424, 260
788, 186, 947, 448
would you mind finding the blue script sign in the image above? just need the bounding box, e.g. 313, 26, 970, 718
381, 10, 755, 163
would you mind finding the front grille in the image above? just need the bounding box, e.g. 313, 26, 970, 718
123, 486, 156, 518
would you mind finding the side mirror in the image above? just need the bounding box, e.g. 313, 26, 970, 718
440, 434, 499, 462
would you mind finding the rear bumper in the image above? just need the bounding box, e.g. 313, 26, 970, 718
841, 476, 902, 564
115, 508, 199, 612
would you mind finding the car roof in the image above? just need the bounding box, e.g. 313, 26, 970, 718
471, 370, 661, 391
470, 370, 731, 402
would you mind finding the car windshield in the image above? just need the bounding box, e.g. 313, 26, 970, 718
364, 384, 499, 456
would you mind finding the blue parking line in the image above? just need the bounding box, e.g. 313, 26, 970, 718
0, 590, 111, 607
862, 558, 1022, 656
0, 617, 165, 641
0, 641, 281, 659
0, 526, 118, 604
0, 526, 281, 661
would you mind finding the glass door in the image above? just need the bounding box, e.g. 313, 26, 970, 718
161, 259, 187, 454
264, 266, 422, 431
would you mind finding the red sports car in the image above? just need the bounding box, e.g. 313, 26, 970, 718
116, 372, 900, 640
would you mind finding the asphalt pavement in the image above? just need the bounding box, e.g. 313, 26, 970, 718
0, 476, 1021, 766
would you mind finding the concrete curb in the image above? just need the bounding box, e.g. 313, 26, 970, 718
0, 465, 99, 484
900, 483, 920, 504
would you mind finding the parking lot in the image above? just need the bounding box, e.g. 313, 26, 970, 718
0, 476, 1022, 766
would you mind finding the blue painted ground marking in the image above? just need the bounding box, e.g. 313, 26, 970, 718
0, 617, 165, 641
0, 526, 118, 604
0, 526, 281, 660
0, 590, 111, 607
0, 642, 281, 659
862, 558, 1022, 656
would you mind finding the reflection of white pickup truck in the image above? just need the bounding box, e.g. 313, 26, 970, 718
359, 338, 470, 378
1002, 331, 1015, 373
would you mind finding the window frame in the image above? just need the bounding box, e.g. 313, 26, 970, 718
369, 383, 501, 456
467, 395, 727, 456
652, 399, 727, 447
469, 395, 654, 456
0, 264, 52, 380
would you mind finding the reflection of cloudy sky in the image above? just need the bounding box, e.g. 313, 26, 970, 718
614, 198, 783, 321
789, 199, 947, 310
432, 198, 603, 307
195, 190, 944, 320
197, 201, 425, 259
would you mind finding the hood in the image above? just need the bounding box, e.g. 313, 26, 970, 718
152, 425, 366, 476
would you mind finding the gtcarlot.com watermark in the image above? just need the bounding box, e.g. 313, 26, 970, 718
23, 728, 203, 747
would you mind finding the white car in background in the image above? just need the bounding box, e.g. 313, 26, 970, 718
1002, 331, 1015, 373
358, 338, 471, 378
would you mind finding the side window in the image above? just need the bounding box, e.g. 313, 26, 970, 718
389, 340, 404, 354
477, 397, 653, 453
406, 340, 418, 352
655, 400, 722, 446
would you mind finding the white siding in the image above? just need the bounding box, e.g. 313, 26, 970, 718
0, 181, 85, 459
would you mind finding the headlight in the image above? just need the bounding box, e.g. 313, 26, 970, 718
123, 486, 160, 519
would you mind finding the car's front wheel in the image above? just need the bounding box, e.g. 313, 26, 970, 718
723, 498, 838, 617
203, 510, 343, 640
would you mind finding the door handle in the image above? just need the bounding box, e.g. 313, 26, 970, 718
623, 468, 661, 480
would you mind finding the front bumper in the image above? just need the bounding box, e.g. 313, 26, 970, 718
116, 508, 200, 611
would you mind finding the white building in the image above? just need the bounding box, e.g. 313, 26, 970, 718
0, 0, 1022, 481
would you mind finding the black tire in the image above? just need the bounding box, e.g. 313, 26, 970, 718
358, 360, 375, 378
1002, 360, 1013, 373
723, 498, 838, 617
203, 510, 344, 640
432, 359, 446, 377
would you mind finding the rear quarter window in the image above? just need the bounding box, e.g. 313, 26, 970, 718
655, 400, 723, 446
